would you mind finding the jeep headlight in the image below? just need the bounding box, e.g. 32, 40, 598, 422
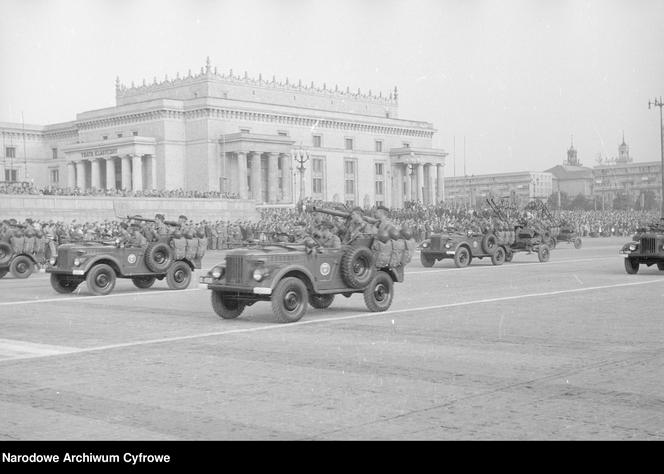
211, 266, 225, 279
628, 243, 637, 251
49, 257, 57, 266
73, 257, 81, 267
253, 268, 267, 282
421, 241, 429, 248
444, 243, 451, 249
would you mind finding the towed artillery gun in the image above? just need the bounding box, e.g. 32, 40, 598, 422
45, 215, 204, 295
486, 198, 551, 263
523, 200, 582, 249
199, 206, 415, 323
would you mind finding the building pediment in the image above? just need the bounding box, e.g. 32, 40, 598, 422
389, 146, 447, 166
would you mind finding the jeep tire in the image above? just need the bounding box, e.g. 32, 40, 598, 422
505, 249, 514, 262
272, 277, 308, 323
491, 246, 506, 266
309, 294, 335, 309
481, 233, 497, 254
132, 275, 157, 289
454, 247, 470, 268
420, 252, 435, 267
10, 255, 34, 279
341, 246, 375, 289
0, 241, 12, 265
537, 244, 550, 263
363, 271, 394, 312
144, 242, 172, 273
86, 263, 116, 295
211, 291, 245, 319
50, 273, 82, 293
166, 261, 191, 290
624, 258, 639, 274
574, 237, 582, 249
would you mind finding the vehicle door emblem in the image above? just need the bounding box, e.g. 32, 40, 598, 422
320, 262, 331, 276
128, 254, 137, 264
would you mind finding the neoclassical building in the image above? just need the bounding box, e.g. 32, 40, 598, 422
0, 58, 447, 208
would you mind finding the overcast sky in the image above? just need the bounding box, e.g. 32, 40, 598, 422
1, 0, 663, 175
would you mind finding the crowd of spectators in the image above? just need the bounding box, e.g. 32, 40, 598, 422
0, 182, 240, 199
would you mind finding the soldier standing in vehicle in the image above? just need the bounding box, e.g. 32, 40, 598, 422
154, 214, 169, 236
343, 207, 370, 243
374, 205, 393, 234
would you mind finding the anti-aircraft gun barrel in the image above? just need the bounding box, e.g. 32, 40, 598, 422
310, 206, 378, 225
126, 215, 179, 226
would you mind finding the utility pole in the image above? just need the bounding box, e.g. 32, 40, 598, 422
649, 97, 664, 217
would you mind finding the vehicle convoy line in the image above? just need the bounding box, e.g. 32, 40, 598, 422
0, 278, 662, 364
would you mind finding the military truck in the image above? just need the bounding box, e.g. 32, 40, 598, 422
46, 217, 204, 295
619, 219, 664, 274
199, 207, 414, 323
0, 225, 48, 279
419, 230, 508, 268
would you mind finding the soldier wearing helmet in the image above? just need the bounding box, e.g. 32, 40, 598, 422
342, 207, 370, 243
374, 205, 393, 235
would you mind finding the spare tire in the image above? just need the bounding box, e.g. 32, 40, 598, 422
481, 233, 497, 254
0, 241, 12, 265
144, 241, 173, 273
341, 246, 376, 289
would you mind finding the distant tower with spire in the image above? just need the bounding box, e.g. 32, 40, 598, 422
616, 131, 632, 163
564, 135, 581, 166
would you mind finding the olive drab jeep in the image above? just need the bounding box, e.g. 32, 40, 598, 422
0, 228, 50, 280
619, 219, 664, 274
419, 230, 508, 268
45, 229, 204, 296
199, 207, 416, 323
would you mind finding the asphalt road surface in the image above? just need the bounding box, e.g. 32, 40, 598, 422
0, 237, 662, 440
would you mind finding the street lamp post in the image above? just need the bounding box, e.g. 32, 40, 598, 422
293, 148, 309, 204
648, 97, 664, 217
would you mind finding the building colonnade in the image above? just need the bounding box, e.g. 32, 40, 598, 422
392, 161, 445, 207
66, 154, 157, 192
228, 151, 292, 204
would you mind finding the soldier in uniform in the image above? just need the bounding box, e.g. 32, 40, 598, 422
291, 221, 309, 243
318, 222, 341, 249
373, 205, 393, 235
342, 207, 371, 243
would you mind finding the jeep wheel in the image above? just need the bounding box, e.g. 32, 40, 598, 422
491, 247, 506, 266
50, 273, 82, 294
144, 242, 172, 273
0, 242, 12, 265
363, 271, 394, 312
505, 250, 514, 262
573, 237, 582, 249
340, 246, 375, 289
132, 276, 157, 289
454, 247, 470, 268
272, 277, 308, 323
86, 263, 116, 295
10, 255, 34, 279
537, 244, 550, 263
211, 291, 245, 319
309, 294, 335, 309
624, 258, 639, 274
0, 268, 7, 279
166, 261, 191, 290
481, 233, 497, 254
549, 237, 557, 250
420, 252, 435, 268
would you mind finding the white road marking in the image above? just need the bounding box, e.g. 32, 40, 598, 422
0, 288, 200, 306
0, 338, 78, 359
405, 256, 615, 274
1, 278, 662, 363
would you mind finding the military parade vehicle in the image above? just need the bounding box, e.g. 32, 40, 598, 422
619, 218, 664, 274
0, 223, 48, 279
523, 200, 582, 250
199, 206, 415, 323
486, 198, 551, 263
419, 229, 508, 268
46, 215, 203, 295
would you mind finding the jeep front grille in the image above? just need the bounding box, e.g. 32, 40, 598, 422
640, 237, 656, 255
430, 236, 441, 250
225, 255, 244, 283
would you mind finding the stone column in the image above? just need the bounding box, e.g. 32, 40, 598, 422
416, 163, 424, 202
404, 164, 412, 203
280, 153, 292, 202
90, 159, 101, 190
150, 155, 157, 190
75, 161, 86, 190
121, 155, 132, 191
267, 152, 279, 203
105, 157, 116, 190
437, 163, 445, 203
132, 154, 143, 191
250, 151, 262, 202
67, 162, 76, 188
237, 152, 248, 200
